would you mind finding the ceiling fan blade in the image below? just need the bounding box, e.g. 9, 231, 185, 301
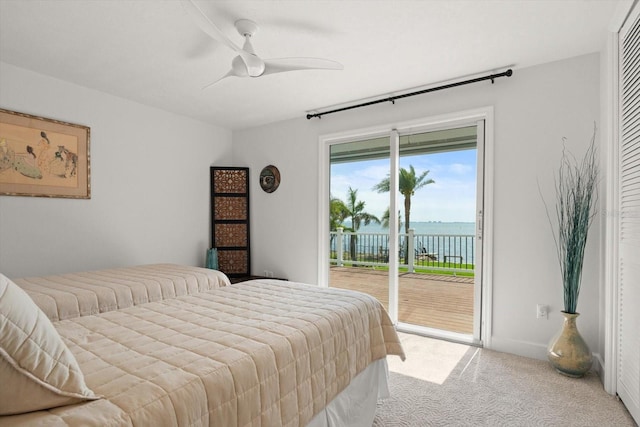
202, 57, 250, 89
181, 0, 241, 54
263, 58, 344, 76
202, 73, 234, 89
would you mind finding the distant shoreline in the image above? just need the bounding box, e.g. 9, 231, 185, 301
350, 221, 476, 235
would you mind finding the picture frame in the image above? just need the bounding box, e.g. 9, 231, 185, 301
0, 108, 90, 198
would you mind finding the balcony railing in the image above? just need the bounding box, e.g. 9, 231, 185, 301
329, 227, 475, 273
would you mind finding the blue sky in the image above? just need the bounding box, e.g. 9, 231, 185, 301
330, 149, 477, 222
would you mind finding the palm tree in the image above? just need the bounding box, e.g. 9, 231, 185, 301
373, 165, 435, 261
381, 207, 403, 232
343, 187, 380, 262
329, 195, 349, 232
329, 195, 349, 253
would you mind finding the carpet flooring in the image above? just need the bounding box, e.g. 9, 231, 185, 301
373, 334, 636, 426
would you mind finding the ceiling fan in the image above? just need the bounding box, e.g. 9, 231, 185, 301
181, 0, 344, 88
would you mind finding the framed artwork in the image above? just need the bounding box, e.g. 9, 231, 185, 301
0, 108, 91, 198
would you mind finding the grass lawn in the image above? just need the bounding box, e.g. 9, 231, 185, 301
331, 262, 475, 278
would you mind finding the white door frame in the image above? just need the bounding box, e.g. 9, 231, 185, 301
388, 129, 400, 322
318, 107, 495, 345
474, 119, 487, 340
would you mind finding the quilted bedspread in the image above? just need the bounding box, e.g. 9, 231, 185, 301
0, 279, 404, 427
14, 264, 230, 322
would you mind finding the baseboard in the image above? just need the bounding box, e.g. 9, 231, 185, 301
593, 352, 606, 384
487, 337, 548, 361
487, 338, 607, 386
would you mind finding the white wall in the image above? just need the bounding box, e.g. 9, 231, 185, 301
233, 53, 603, 361
0, 62, 233, 278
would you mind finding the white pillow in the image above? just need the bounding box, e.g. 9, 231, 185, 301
0, 273, 98, 415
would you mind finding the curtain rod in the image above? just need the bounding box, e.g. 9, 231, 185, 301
306, 68, 513, 120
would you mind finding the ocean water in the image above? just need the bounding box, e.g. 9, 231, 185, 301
357, 221, 475, 236
332, 221, 477, 263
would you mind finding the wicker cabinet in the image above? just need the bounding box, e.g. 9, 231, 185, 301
210, 167, 250, 278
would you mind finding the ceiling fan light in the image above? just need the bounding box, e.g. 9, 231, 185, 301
231, 56, 249, 77
239, 52, 266, 77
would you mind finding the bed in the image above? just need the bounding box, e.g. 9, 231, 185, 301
12, 264, 232, 322
0, 264, 404, 426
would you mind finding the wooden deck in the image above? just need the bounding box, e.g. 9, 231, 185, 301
329, 266, 474, 334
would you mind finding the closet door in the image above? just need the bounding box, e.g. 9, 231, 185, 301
211, 167, 250, 278
618, 8, 640, 424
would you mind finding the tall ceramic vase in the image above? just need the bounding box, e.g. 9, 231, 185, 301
547, 312, 592, 377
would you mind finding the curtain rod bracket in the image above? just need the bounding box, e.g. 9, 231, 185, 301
306, 68, 513, 120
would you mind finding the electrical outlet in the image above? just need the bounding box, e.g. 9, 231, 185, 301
536, 304, 548, 319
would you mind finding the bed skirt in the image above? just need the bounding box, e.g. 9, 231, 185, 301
307, 358, 389, 427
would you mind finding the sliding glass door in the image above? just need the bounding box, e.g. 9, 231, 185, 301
320, 112, 489, 344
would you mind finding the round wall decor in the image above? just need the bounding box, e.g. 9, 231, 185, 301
259, 165, 280, 193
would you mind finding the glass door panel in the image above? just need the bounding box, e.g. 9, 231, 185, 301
396, 125, 479, 335
328, 136, 392, 313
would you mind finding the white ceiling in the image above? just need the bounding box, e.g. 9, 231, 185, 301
0, 0, 624, 131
